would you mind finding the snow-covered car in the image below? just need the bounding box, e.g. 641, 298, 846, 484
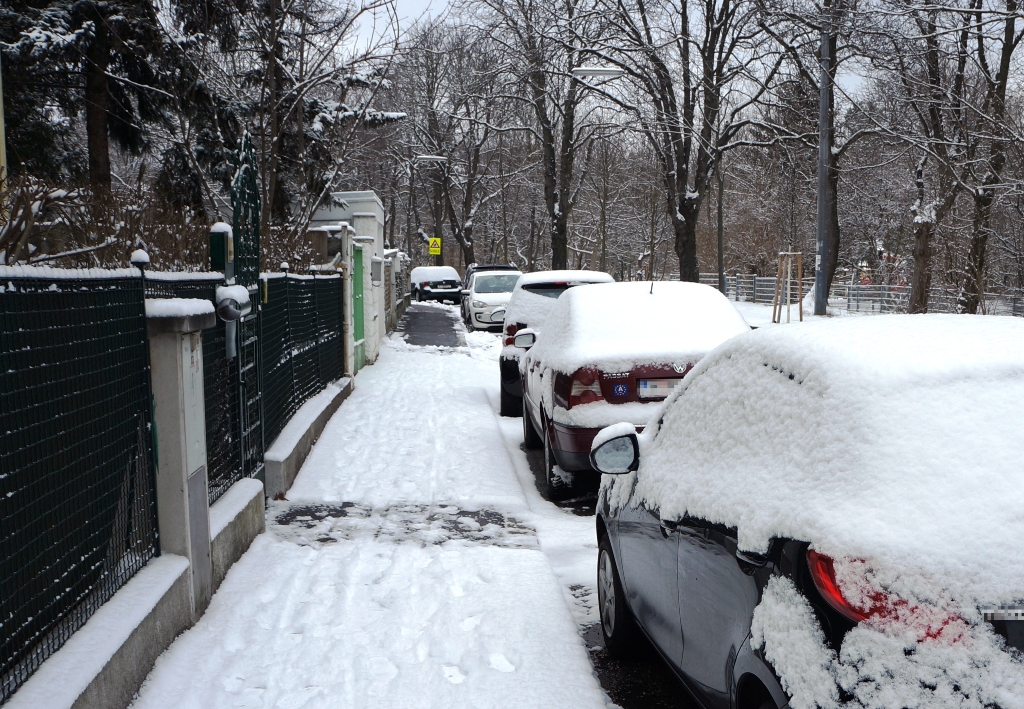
497, 270, 614, 417
590, 315, 1024, 709
410, 265, 462, 304
460, 270, 522, 330
518, 281, 748, 498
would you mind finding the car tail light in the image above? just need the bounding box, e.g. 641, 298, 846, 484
420, 281, 430, 289
807, 550, 871, 623
806, 550, 964, 642
504, 323, 520, 346
569, 368, 604, 408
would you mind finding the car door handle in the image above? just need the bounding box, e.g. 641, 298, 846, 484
735, 549, 768, 574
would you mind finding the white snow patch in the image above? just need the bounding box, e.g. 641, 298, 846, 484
215, 284, 250, 305
7, 555, 188, 709
144, 298, 214, 318
592, 421, 637, 450
129, 249, 150, 265
209, 478, 265, 540
130, 537, 606, 709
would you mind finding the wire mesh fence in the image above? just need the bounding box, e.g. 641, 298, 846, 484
0, 272, 158, 703
699, 272, 1024, 316
145, 274, 242, 505
261, 274, 344, 448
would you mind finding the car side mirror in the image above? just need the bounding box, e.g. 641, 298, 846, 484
489, 307, 506, 323
513, 331, 536, 349
590, 433, 639, 474
461, 289, 471, 296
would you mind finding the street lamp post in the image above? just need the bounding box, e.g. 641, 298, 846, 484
415, 154, 448, 267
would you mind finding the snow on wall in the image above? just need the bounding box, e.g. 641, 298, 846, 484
528, 281, 749, 375
0, 265, 141, 281
146, 270, 225, 281
145, 298, 215, 318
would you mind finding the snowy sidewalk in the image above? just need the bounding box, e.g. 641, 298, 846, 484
131, 310, 608, 709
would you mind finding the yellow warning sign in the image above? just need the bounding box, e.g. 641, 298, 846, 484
428, 237, 442, 255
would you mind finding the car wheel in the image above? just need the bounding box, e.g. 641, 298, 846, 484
522, 398, 543, 449
598, 536, 638, 656
543, 422, 572, 500
500, 386, 521, 418
416, 290, 423, 302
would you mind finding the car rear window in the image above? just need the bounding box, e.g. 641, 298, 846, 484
475, 274, 520, 293
521, 282, 575, 299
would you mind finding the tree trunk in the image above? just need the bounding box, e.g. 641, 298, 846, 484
84, 8, 111, 199
673, 203, 700, 282
961, 187, 994, 313
908, 219, 933, 313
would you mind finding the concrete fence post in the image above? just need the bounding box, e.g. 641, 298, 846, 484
147, 309, 217, 619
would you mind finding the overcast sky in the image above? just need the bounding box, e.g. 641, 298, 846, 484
352, 0, 449, 48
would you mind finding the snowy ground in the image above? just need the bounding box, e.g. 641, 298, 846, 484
131, 304, 613, 709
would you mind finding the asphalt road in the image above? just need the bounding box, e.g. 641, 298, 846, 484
397, 305, 694, 709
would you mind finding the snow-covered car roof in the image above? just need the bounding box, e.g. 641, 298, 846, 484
515, 269, 613, 287
410, 266, 459, 283
528, 281, 748, 374
503, 270, 614, 330
621, 314, 1024, 605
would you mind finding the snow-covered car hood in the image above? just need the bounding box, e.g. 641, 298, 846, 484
611, 314, 1024, 607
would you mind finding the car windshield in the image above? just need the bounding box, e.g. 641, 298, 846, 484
475, 274, 519, 293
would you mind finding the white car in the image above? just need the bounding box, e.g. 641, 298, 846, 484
592, 314, 1024, 709
461, 270, 522, 330
516, 281, 749, 498
497, 270, 614, 417
409, 265, 462, 304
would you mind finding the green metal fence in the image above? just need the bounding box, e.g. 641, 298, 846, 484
261, 273, 345, 448
0, 272, 158, 703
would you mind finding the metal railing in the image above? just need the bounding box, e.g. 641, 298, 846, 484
1, 271, 159, 703
698, 273, 1024, 316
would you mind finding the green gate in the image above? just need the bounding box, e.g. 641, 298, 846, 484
352, 245, 365, 372
230, 133, 265, 481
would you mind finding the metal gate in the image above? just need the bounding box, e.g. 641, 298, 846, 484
230, 133, 265, 481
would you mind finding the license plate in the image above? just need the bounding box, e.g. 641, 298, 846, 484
637, 379, 680, 399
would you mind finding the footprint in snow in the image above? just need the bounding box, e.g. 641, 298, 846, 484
442, 666, 466, 684
489, 653, 515, 673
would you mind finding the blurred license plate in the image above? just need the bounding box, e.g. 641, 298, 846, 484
637, 379, 680, 399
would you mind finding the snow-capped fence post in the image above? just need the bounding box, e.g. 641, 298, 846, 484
146, 299, 218, 619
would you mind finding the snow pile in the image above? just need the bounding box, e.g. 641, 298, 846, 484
751, 576, 1024, 709
144, 298, 215, 318
215, 284, 250, 305
129, 249, 150, 265
625, 314, 1024, 604
528, 281, 749, 374
411, 265, 460, 284
502, 270, 614, 331
209, 222, 232, 236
